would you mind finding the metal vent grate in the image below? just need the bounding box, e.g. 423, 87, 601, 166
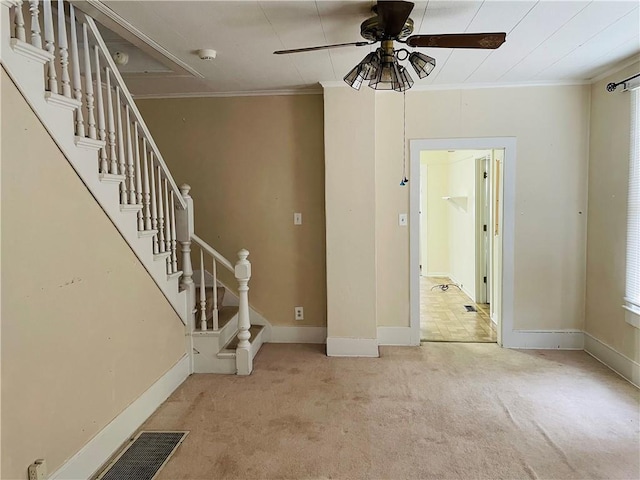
464, 305, 477, 312
97, 432, 187, 480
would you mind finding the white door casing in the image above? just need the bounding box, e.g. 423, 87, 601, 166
410, 138, 516, 347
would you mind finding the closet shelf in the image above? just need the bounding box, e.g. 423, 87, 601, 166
442, 196, 468, 212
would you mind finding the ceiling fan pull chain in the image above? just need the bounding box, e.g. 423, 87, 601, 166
400, 91, 409, 186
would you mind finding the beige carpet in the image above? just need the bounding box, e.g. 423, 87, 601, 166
140, 344, 639, 480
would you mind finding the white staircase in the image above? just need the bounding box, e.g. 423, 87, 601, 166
1, 0, 268, 375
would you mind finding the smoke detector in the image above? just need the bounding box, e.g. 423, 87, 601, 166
197, 49, 217, 60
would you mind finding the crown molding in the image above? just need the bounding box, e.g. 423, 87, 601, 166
320, 79, 589, 91
589, 55, 640, 84
70, 0, 204, 79
132, 88, 323, 100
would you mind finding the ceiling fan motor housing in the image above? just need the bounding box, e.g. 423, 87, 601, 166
360, 16, 414, 41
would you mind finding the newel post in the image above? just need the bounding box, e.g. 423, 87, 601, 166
176, 184, 195, 328
235, 249, 252, 375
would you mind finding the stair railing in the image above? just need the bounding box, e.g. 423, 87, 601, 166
6, 1, 253, 374
7, 0, 185, 280
177, 185, 253, 375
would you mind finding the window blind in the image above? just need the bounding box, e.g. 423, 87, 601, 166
625, 86, 640, 312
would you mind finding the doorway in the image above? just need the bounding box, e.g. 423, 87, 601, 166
419, 149, 498, 342
409, 137, 516, 346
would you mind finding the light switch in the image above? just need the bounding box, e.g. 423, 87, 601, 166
294, 213, 302, 225
398, 214, 408, 226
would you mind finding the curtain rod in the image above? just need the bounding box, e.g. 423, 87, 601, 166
607, 72, 640, 92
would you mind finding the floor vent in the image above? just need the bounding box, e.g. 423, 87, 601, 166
96, 431, 187, 480
464, 305, 477, 312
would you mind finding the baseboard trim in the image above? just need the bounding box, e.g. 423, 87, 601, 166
326, 337, 379, 357
584, 333, 640, 388
270, 326, 327, 344
49, 355, 190, 480
377, 326, 417, 346
503, 329, 584, 349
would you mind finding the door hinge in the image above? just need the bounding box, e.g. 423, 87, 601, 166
483, 224, 487, 232
483, 171, 488, 179
483, 276, 487, 283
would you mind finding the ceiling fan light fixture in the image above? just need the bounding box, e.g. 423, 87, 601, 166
395, 65, 414, 92
408, 51, 436, 79
344, 64, 367, 90
359, 50, 381, 80
369, 59, 402, 90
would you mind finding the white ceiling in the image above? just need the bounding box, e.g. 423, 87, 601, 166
97, 0, 640, 97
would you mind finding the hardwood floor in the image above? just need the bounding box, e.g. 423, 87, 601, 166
421, 276, 497, 343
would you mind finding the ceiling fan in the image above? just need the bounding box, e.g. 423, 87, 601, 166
273, 1, 506, 92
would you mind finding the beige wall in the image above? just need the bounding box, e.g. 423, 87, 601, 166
446, 150, 480, 299
407, 87, 590, 331
421, 151, 449, 276
585, 61, 640, 363
325, 86, 377, 338
325, 83, 590, 332
1, 69, 186, 479
375, 92, 407, 329
137, 95, 326, 328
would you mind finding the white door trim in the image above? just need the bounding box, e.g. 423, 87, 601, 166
410, 137, 517, 347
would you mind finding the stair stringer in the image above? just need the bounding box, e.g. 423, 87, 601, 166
1, 32, 187, 323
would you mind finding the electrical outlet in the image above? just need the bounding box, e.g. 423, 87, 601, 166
28, 459, 46, 480
294, 306, 304, 320
294, 212, 302, 225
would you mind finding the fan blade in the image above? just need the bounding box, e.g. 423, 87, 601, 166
406, 33, 506, 49
377, 1, 415, 38
274, 42, 370, 55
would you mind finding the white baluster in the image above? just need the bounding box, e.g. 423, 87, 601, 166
170, 193, 178, 274
149, 153, 159, 254
105, 70, 119, 175
29, 0, 41, 49
125, 107, 136, 205
156, 166, 166, 253
82, 23, 96, 139
142, 140, 152, 231
14, 1, 26, 42
134, 124, 144, 230
111, 86, 127, 205
111, 85, 130, 183
235, 249, 252, 375
199, 250, 207, 331
163, 178, 171, 255
43, 0, 57, 93
163, 179, 172, 273
69, 4, 84, 137
94, 47, 107, 173
57, 0, 71, 98
212, 258, 218, 330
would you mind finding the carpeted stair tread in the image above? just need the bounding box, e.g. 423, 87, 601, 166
199, 306, 239, 331
223, 325, 264, 351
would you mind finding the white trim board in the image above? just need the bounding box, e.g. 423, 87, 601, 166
327, 337, 379, 357
270, 326, 327, 344
133, 89, 323, 100
377, 326, 417, 346
503, 330, 584, 350
410, 138, 517, 349
321, 79, 588, 91
584, 333, 640, 388
49, 355, 190, 480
